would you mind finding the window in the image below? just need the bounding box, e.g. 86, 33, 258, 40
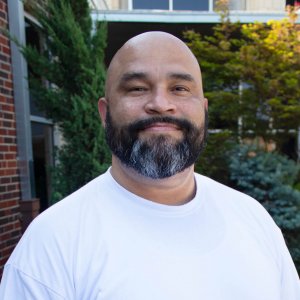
173, 0, 208, 11
132, 0, 168, 10
25, 17, 54, 211
213, 0, 246, 11
132, 0, 210, 11
31, 122, 54, 211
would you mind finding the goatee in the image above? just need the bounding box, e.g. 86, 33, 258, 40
105, 110, 208, 179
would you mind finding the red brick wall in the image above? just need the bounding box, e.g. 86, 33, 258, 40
0, 0, 22, 278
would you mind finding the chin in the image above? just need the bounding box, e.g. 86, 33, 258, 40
139, 132, 183, 143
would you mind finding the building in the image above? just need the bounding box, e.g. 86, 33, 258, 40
90, 0, 299, 63
0, 0, 299, 277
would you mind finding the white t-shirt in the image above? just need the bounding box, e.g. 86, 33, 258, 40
0, 170, 299, 299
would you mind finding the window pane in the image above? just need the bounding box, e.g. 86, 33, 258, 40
133, 0, 169, 10
173, 0, 209, 11
213, 0, 246, 10
31, 122, 54, 211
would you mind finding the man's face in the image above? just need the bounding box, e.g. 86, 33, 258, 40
100, 33, 208, 179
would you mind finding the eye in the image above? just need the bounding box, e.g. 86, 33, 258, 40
128, 86, 148, 92
171, 85, 190, 93
126, 86, 149, 96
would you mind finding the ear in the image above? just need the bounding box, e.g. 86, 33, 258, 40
98, 97, 108, 127
203, 97, 208, 111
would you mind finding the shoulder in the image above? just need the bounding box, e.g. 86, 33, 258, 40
3, 171, 113, 297
195, 173, 267, 208
6, 171, 112, 272
28, 170, 112, 230
194, 173, 279, 231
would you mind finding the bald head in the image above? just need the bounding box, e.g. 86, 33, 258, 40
105, 31, 203, 99
98, 31, 208, 179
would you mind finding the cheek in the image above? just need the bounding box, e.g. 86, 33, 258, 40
111, 96, 146, 121
180, 100, 206, 123
109, 103, 141, 128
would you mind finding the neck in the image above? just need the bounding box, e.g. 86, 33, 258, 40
110, 156, 196, 205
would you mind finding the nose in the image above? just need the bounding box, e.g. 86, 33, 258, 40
144, 88, 177, 115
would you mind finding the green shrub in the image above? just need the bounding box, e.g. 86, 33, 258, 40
229, 145, 300, 272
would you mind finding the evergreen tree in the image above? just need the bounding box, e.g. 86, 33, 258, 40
22, 0, 110, 202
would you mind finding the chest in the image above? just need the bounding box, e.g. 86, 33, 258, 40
75, 217, 281, 300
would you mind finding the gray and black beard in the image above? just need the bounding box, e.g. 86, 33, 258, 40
105, 110, 208, 179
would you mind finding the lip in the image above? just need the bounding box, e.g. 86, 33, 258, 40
143, 122, 180, 132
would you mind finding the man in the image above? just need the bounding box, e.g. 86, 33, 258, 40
0, 31, 299, 299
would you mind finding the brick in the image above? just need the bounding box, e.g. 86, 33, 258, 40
1, 168, 17, 176
0, 11, 6, 21
9, 145, 17, 152
0, 223, 13, 234
6, 234, 21, 247
0, 177, 10, 184
1, 63, 10, 72
0, 145, 8, 152
0, 35, 8, 46
2, 200, 18, 208
4, 81, 12, 89
0, 87, 12, 96
1, 104, 14, 112
0, 210, 10, 217
11, 176, 19, 183
4, 137, 16, 144
7, 161, 17, 168
7, 129, 16, 136
4, 153, 15, 160
5, 97, 14, 104
0, 20, 7, 30
0, 232, 10, 243
0, 70, 8, 79
6, 184, 17, 192
4, 112, 14, 121
0, 54, 8, 62
1, 46, 10, 56
0, 213, 19, 225
2, 120, 14, 128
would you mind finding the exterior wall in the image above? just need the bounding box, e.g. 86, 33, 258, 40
90, 0, 124, 10
0, 0, 22, 277
246, 0, 285, 11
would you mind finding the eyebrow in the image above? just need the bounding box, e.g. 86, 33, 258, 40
119, 72, 148, 84
167, 72, 195, 82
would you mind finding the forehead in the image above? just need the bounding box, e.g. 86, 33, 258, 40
107, 37, 201, 86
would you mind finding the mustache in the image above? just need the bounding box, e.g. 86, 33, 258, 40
127, 116, 194, 133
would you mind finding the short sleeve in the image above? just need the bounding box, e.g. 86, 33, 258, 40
0, 264, 65, 299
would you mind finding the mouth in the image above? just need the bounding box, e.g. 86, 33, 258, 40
143, 122, 180, 132
128, 116, 190, 137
